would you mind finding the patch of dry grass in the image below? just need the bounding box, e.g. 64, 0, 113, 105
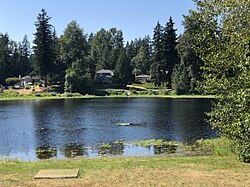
0, 156, 249, 187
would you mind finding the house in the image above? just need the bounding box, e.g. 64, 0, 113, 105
95, 69, 114, 84
135, 74, 150, 82
20, 76, 42, 87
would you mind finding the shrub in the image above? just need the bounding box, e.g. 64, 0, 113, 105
5, 77, 21, 88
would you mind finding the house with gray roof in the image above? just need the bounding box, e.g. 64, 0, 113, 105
95, 69, 114, 84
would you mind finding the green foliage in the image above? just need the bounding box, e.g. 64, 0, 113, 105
114, 49, 132, 85
176, 15, 204, 93
5, 77, 20, 88
131, 139, 178, 147
194, 137, 233, 157
151, 21, 163, 86
130, 36, 151, 76
17, 35, 32, 76
90, 28, 125, 73
106, 89, 127, 96
0, 34, 13, 84
33, 9, 57, 87
192, 0, 250, 162
171, 61, 189, 95
64, 59, 90, 93
151, 18, 179, 87
162, 17, 179, 87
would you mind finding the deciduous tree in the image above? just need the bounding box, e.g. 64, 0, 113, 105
192, 0, 250, 162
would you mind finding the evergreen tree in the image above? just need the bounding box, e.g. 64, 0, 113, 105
8, 40, 19, 77
171, 60, 189, 95
0, 33, 11, 85
162, 17, 179, 87
18, 35, 32, 76
89, 28, 126, 73
151, 22, 163, 86
33, 9, 56, 87
114, 48, 132, 86
176, 15, 204, 93
90, 28, 112, 71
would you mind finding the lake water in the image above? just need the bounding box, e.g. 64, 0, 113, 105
0, 98, 217, 160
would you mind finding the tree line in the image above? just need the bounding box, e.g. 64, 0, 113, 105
0, 9, 203, 94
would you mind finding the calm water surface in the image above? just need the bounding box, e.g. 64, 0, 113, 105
0, 98, 217, 160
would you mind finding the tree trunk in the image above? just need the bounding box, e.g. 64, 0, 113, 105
44, 76, 48, 87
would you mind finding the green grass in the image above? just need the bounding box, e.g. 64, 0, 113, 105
130, 139, 178, 147
194, 137, 233, 156
0, 138, 249, 186
0, 92, 215, 101
132, 82, 155, 89
0, 155, 249, 187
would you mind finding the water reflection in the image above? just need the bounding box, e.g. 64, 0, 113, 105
62, 144, 87, 158
97, 141, 125, 156
36, 147, 57, 159
153, 144, 178, 154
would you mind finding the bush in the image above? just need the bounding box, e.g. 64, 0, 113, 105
106, 89, 126, 96
62, 92, 82, 97
5, 77, 21, 88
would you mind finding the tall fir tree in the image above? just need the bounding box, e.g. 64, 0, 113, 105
151, 21, 163, 86
8, 40, 19, 77
33, 9, 56, 87
114, 48, 132, 86
162, 17, 179, 87
90, 28, 112, 71
0, 33, 11, 85
18, 35, 32, 76
176, 15, 204, 93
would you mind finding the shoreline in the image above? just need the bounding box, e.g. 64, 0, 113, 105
0, 94, 215, 101
1, 154, 249, 186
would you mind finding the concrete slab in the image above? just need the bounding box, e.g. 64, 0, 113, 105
34, 169, 79, 179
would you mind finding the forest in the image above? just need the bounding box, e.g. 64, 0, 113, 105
0, 9, 202, 95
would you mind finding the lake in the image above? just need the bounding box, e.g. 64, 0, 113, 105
0, 98, 217, 160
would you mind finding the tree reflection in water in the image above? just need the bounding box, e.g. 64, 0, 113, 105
62, 143, 87, 158
97, 140, 125, 156
36, 147, 57, 159
153, 144, 178, 154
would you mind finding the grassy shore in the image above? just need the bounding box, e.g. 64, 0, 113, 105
0, 92, 215, 101
0, 138, 249, 186
1, 155, 249, 186
0, 84, 215, 101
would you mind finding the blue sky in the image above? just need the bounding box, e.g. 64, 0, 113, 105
0, 0, 196, 43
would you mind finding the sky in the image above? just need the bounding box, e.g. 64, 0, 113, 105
0, 0, 196, 44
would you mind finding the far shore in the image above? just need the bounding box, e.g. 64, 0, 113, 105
0, 93, 215, 101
